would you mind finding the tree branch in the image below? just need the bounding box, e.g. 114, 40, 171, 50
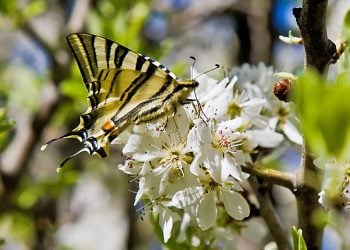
249, 177, 292, 250
293, 0, 336, 73
241, 164, 297, 191
294, 144, 323, 250
293, 0, 335, 249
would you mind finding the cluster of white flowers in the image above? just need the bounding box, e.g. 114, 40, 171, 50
316, 159, 350, 212
117, 63, 301, 246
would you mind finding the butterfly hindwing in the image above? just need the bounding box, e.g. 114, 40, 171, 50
43, 33, 198, 166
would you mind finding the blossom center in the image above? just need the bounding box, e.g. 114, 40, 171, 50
212, 127, 246, 153
158, 142, 192, 182
227, 100, 242, 118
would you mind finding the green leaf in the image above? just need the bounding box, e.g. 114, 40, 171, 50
295, 70, 350, 160
16, 185, 41, 209
14, 169, 79, 209
342, 10, 350, 38
21, 0, 46, 19
292, 226, 307, 250
340, 10, 350, 72
59, 64, 87, 101
59, 78, 86, 101
87, 1, 150, 52
0, 237, 5, 246
0, 108, 15, 133
0, 107, 15, 152
0, 0, 17, 15
0, 212, 35, 244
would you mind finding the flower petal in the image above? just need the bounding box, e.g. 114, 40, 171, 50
197, 192, 217, 230
281, 120, 302, 145
247, 130, 283, 148
122, 134, 166, 161
221, 156, 242, 181
177, 212, 191, 242
159, 207, 176, 243
167, 186, 204, 209
222, 189, 250, 220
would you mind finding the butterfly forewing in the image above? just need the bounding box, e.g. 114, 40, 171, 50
43, 33, 198, 166
66, 33, 176, 84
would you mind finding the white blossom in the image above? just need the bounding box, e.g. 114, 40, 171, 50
316, 159, 350, 211
231, 63, 302, 145
116, 64, 301, 246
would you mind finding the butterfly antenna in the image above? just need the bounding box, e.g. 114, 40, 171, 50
194, 64, 220, 81
190, 56, 196, 80
192, 63, 220, 123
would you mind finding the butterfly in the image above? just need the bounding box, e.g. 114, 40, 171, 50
41, 33, 199, 167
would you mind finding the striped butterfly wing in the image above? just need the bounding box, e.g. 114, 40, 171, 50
42, 33, 198, 167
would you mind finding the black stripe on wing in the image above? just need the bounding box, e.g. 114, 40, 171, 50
114, 45, 129, 68
103, 70, 123, 104
112, 74, 175, 125
117, 64, 157, 112
136, 55, 146, 71
66, 34, 98, 84
105, 38, 113, 68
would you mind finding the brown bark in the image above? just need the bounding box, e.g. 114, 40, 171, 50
293, 1, 336, 249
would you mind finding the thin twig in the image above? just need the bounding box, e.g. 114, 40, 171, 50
241, 164, 298, 191
249, 177, 292, 250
